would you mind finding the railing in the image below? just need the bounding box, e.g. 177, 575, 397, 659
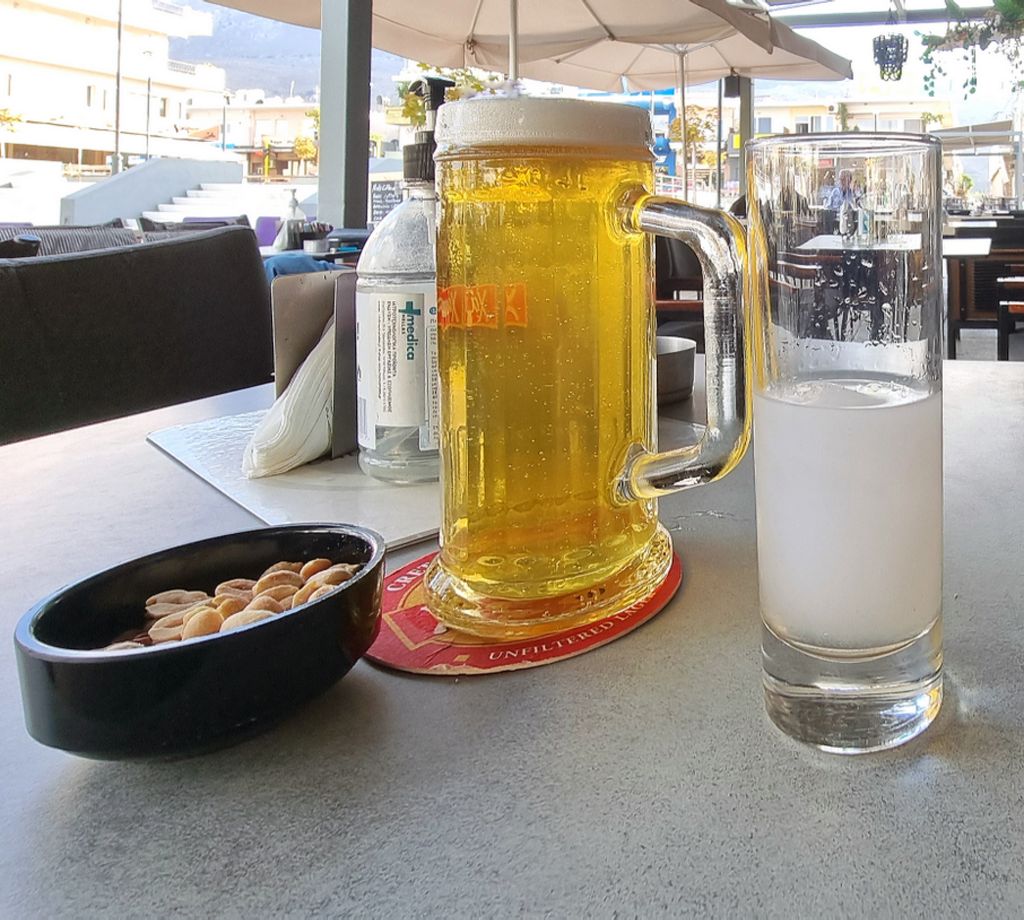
63, 164, 111, 179
151, 0, 184, 14
167, 60, 198, 76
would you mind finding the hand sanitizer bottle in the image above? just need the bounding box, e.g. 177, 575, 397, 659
355, 77, 452, 483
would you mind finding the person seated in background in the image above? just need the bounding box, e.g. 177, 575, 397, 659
819, 170, 836, 206
827, 169, 857, 210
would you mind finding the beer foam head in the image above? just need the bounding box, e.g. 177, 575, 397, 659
435, 96, 652, 155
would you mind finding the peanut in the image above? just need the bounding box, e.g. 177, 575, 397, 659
215, 578, 256, 598
214, 596, 247, 617
181, 607, 224, 639
255, 584, 299, 605
149, 624, 184, 643
307, 584, 340, 603
220, 609, 274, 632
292, 567, 354, 607
144, 600, 206, 620
252, 571, 304, 594
145, 589, 209, 608
182, 604, 219, 627
299, 558, 333, 582
150, 609, 190, 630
261, 561, 303, 577
245, 595, 284, 614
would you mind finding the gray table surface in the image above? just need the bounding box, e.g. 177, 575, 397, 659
3, 361, 1024, 918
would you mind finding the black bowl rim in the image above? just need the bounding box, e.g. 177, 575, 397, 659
14, 523, 385, 663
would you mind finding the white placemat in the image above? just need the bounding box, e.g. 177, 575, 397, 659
148, 411, 705, 552
148, 410, 441, 550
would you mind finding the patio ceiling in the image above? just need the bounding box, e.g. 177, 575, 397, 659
729, 0, 994, 27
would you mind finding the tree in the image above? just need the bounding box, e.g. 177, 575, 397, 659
920, 111, 945, 129
836, 102, 850, 131
0, 108, 19, 132
293, 135, 317, 174
400, 64, 505, 127
669, 106, 717, 167
921, 0, 1024, 96
305, 108, 320, 141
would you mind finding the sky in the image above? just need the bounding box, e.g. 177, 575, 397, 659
744, 1, 1015, 125
770, 20, 1021, 126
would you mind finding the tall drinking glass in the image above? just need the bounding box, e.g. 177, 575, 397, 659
748, 134, 943, 752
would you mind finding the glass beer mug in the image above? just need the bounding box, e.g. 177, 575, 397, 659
424, 96, 750, 638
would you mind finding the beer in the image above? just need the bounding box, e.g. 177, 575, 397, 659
435, 150, 657, 597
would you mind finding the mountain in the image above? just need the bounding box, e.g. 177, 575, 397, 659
168, 1, 407, 100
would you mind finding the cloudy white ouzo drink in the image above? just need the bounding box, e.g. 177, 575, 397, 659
749, 132, 944, 752
754, 377, 942, 652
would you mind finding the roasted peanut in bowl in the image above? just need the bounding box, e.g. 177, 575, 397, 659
14, 524, 385, 760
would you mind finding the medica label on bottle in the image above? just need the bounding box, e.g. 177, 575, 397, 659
356, 286, 438, 450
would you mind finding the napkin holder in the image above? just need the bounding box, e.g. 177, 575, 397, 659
270, 269, 358, 458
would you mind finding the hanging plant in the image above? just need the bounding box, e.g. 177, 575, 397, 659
920, 0, 1024, 97
874, 32, 909, 80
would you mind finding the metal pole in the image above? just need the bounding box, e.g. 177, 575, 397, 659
678, 51, 687, 199
222, 95, 228, 151
145, 76, 152, 160
1015, 130, 1023, 210
112, 0, 123, 174
509, 0, 519, 81
738, 76, 753, 187
317, 0, 371, 227
716, 78, 724, 210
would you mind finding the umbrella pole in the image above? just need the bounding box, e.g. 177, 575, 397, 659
678, 51, 687, 200
509, 0, 519, 81
1016, 128, 1023, 210
717, 79, 723, 210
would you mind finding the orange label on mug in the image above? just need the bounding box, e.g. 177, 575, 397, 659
504, 282, 528, 327
465, 284, 499, 328
439, 283, 527, 330
438, 285, 465, 328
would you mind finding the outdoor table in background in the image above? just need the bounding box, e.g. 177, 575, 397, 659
943, 236, 995, 358
2, 362, 1024, 915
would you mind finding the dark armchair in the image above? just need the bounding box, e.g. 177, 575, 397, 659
1, 226, 273, 444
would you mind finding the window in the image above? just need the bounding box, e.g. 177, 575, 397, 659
795, 123, 810, 134
159, 98, 168, 117
904, 118, 923, 133
810, 116, 823, 132
102, 89, 108, 111
4, 74, 11, 97
756, 116, 772, 133
86, 85, 96, 106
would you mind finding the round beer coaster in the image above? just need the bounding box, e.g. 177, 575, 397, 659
365, 551, 682, 675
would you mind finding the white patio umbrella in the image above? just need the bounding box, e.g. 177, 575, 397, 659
217, 0, 776, 64
206, 0, 847, 217
517, 16, 853, 90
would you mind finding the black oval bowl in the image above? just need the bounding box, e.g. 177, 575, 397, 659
14, 524, 384, 760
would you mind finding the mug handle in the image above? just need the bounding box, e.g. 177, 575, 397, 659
619, 193, 752, 501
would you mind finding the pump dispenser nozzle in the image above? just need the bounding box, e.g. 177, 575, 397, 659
403, 76, 455, 182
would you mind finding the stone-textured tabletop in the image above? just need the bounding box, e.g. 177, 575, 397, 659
2, 362, 1023, 918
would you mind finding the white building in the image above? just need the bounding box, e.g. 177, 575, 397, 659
0, 0, 230, 170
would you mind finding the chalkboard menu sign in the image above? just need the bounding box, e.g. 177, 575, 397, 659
370, 180, 403, 223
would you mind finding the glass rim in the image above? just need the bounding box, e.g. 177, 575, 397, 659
746, 131, 942, 155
